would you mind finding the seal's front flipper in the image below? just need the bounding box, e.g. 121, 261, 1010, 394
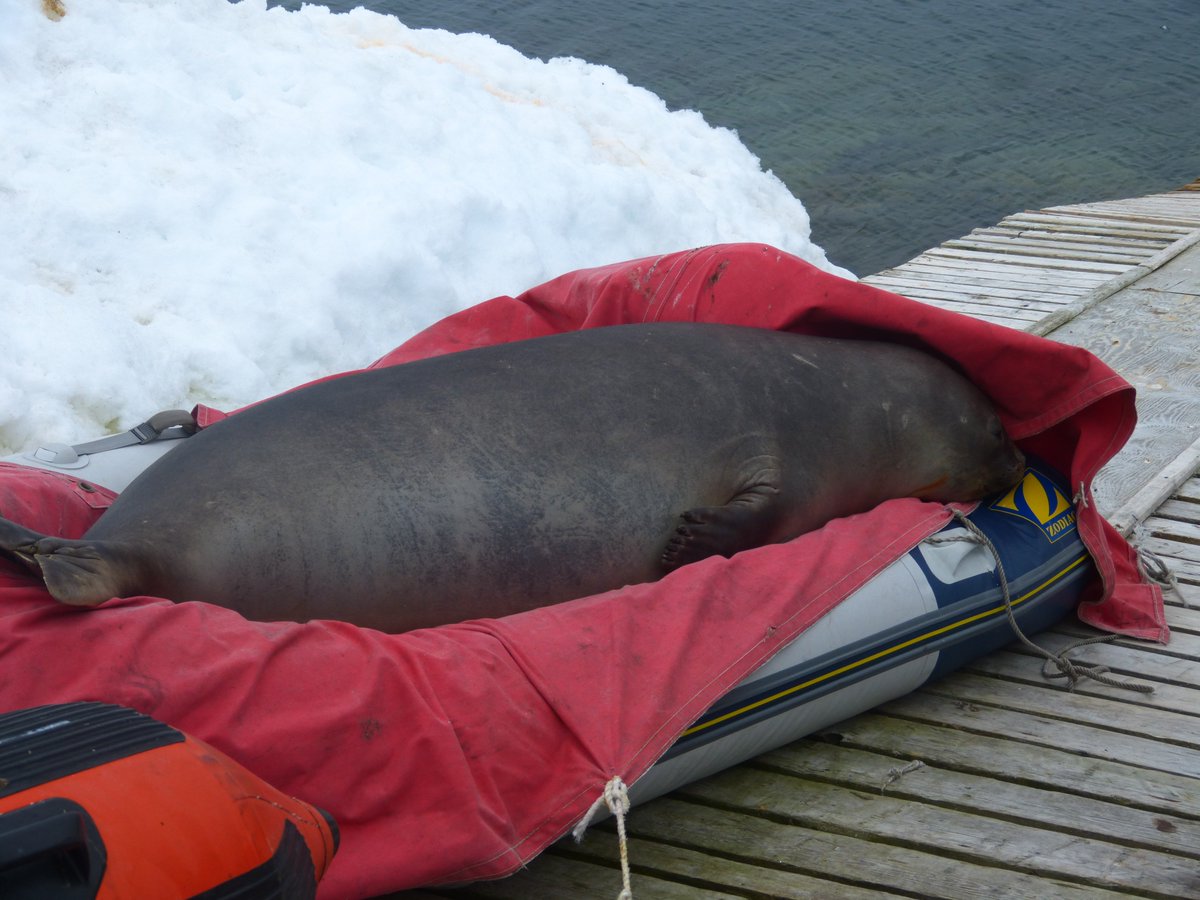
0, 516, 124, 607
661, 483, 783, 571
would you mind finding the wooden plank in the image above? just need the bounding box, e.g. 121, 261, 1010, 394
983, 224, 1174, 250
1142, 533, 1200, 567
868, 293, 1045, 322
995, 224, 1192, 247
675, 766, 1200, 897
883, 262, 1112, 288
1154, 497, 1200, 524
1146, 515, 1200, 546
951, 226, 1165, 249
880, 259, 1110, 287
1163, 592, 1200, 629
865, 284, 1063, 313
1089, 209, 1200, 225
951, 235, 1162, 260
867, 294, 1065, 320
1114, 227, 1200, 275
864, 273, 1089, 301
1132, 238, 1200, 293
1044, 619, 1200, 665
1041, 204, 1200, 228
1067, 200, 1200, 223
995, 222, 1192, 245
917, 671, 1200, 749
941, 237, 1152, 266
812, 712, 1200, 819
1052, 194, 1200, 209
1027, 243, 1200, 518
1168, 590, 1200, 611
860, 287, 1031, 321
925, 310, 1025, 327
871, 260, 1111, 285
1166, 589, 1200, 623
880, 687, 1200, 777
1005, 289, 1144, 337
1178, 478, 1200, 503
1004, 211, 1195, 237
756, 740, 1200, 857
1047, 203, 1200, 223
865, 274, 1078, 302
919, 247, 1133, 274
886, 299, 1044, 322
564, 827, 906, 899
409, 849, 741, 899
1140, 536, 1200, 582
597, 797, 1130, 900
970, 647, 1200, 716
1109, 436, 1200, 534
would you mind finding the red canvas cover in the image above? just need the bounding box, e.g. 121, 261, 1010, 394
0, 244, 1164, 898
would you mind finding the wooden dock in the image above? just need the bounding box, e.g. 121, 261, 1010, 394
397, 183, 1200, 899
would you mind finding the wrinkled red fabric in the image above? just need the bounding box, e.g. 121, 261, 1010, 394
0, 244, 1164, 898
372, 243, 1164, 640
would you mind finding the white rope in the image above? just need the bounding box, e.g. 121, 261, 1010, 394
573, 776, 633, 900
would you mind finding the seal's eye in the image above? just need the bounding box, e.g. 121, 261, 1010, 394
988, 417, 1004, 440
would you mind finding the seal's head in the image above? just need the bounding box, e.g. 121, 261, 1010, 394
914, 406, 1026, 503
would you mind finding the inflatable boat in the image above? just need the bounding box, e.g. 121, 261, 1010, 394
0, 244, 1167, 898
0, 701, 338, 898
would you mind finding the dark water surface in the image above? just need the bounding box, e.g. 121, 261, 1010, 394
278, 0, 1199, 275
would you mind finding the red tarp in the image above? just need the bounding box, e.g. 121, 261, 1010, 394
0, 244, 1165, 898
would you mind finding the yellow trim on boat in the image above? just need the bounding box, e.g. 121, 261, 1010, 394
681, 552, 1091, 739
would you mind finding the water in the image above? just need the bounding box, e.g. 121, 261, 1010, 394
273, 0, 1200, 275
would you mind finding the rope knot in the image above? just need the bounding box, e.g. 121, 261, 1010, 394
573, 776, 634, 899
1136, 544, 1188, 606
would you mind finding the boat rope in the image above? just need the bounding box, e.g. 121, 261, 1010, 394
937, 510, 1153, 694
572, 775, 633, 900
880, 759, 924, 793
1135, 543, 1189, 607
1073, 482, 1090, 509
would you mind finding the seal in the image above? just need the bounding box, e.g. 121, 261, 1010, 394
0, 323, 1025, 633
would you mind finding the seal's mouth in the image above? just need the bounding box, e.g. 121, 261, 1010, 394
912, 475, 949, 497
988, 446, 1028, 496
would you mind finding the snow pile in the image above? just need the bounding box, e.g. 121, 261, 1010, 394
0, 0, 843, 452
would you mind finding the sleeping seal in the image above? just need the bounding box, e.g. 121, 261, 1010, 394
0, 323, 1024, 632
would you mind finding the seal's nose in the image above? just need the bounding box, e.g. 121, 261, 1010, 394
998, 446, 1027, 492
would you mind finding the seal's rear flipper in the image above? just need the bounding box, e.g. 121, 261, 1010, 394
661, 484, 783, 571
35, 543, 127, 607
0, 516, 122, 607
0, 516, 47, 572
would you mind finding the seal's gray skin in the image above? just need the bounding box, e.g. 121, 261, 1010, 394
0, 323, 1024, 633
